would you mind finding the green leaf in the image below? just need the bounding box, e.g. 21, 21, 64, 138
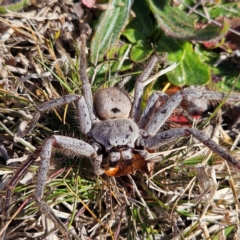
193, 44, 240, 91
111, 59, 133, 72
107, 43, 133, 72
209, 3, 240, 19
156, 34, 210, 86
176, 209, 194, 217
146, 0, 229, 41
130, 41, 153, 62
125, 0, 153, 38
212, 226, 235, 240
0, 0, 29, 13
106, 45, 120, 59
183, 156, 205, 165
90, 0, 131, 65
122, 28, 145, 43
122, 0, 154, 62
213, 66, 240, 91
90, 43, 133, 88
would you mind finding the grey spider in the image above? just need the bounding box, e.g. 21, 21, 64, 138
14, 29, 240, 189
3, 27, 240, 240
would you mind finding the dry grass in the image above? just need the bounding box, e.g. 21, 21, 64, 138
0, 1, 240, 240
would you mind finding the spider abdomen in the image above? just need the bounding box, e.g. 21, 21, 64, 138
93, 87, 131, 120
90, 118, 139, 151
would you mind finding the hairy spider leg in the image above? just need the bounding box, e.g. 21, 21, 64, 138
36, 136, 98, 199
18, 26, 97, 137
21, 94, 92, 137
146, 92, 183, 136
139, 91, 168, 129
146, 128, 240, 169
6, 26, 101, 239
130, 55, 159, 122
79, 24, 97, 123
131, 58, 179, 123
34, 135, 102, 239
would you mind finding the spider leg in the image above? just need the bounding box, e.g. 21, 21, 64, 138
130, 55, 159, 122
4, 126, 101, 238
79, 24, 97, 123
195, 87, 240, 105
143, 86, 240, 137
146, 128, 240, 169
131, 57, 178, 122
18, 26, 96, 137
181, 86, 240, 116
18, 94, 92, 136
34, 136, 102, 238
36, 135, 101, 200
146, 92, 183, 136
139, 91, 168, 129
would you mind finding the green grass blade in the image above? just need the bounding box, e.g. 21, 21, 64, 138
90, 0, 131, 65
0, 0, 29, 13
